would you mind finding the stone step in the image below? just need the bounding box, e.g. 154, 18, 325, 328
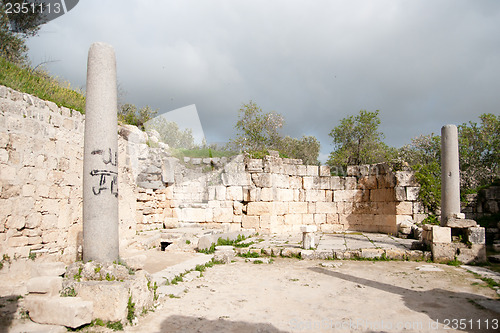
24, 296, 93, 329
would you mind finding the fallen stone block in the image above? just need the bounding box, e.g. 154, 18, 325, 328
7, 321, 67, 333
27, 276, 62, 296
123, 254, 147, 271
467, 227, 485, 244
74, 281, 128, 322
25, 296, 93, 329
384, 249, 406, 260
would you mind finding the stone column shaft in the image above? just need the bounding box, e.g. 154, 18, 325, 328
440, 124, 461, 226
83, 42, 119, 262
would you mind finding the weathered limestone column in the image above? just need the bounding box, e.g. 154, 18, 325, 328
440, 124, 461, 226
83, 42, 119, 262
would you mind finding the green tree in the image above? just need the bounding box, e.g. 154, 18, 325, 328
0, 0, 45, 63
231, 100, 284, 153
327, 110, 389, 169
458, 113, 500, 190
279, 135, 320, 165
118, 104, 157, 131
145, 117, 195, 149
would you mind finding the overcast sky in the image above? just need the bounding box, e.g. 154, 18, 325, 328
26, 0, 500, 162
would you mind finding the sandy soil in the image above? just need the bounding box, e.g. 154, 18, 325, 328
123, 258, 500, 333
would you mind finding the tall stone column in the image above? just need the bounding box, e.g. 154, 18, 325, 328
83, 42, 119, 262
440, 124, 461, 226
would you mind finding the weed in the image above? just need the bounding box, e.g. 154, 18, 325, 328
185, 240, 191, 245
170, 275, 183, 285
107, 321, 124, 331
105, 273, 116, 281
94, 265, 101, 274
127, 296, 135, 324
253, 260, 264, 264
73, 267, 82, 282
168, 294, 180, 299
60, 287, 77, 297
446, 258, 463, 267
91, 318, 105, 327
238, 252, 260, 258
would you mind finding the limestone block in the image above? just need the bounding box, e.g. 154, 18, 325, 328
319, 165, 330, 177
305, 190, 326, 202
430, 226, 451, 243
357, 176, 377, 190
296, 165, 307, 176
467, 227, 485, 244
27, 276, 62, 296
25, 296, 93, 329
406, 187, 420, 201
272, 174, 289, 188
360, 248, 385, 259
455, 244, 486, 264
314, 213, 327, 224
242, 215, 259, 229
221, 172, 252, 186
277, 188, 294, 201
395, 171, 417, 186
333, 190, 363, 202
248, 188, 260, 202
443, 217, 477, 228
6, 216, 26, 230
8, 236, 30, 247
289, 176, 302, 189
252, 173, 272, 187
319, 177, 332, 190
302, 176, 319, 190
226, 186, 243, 201
233, 201, 243, 215
288, 202, 308, 214
315, 202, 337, 214
344, 177, 357, 190
246, 159, 263, 172
395, 201, 413, 215
394, 186, 406, 201
370, 188, 395, 202
306, 165, 319, 176
326, 213, 339, 224
329, 176, 343, 190
213, 207, 233, 223
260, 187, 275, 201
431, 243, 457, 263
247, 202, 273, 215
379, 174, 397, 188
284, 214, 303, 225
283, 164, 297, 175
75, 281, 128, 322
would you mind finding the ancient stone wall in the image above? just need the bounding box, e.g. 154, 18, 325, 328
0, 86, 137, 262
0, 85, 426, 261
148, 154, 425, 235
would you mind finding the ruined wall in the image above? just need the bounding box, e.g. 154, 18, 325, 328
0, 85, 426, 262
134, 153, 425, 235
0, 86, 137, 262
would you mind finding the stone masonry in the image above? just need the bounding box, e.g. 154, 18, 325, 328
1, 85, 425, 261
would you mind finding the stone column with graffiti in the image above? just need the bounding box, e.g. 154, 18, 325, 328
83, 42, 119, 262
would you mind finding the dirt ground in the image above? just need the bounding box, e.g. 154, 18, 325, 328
122, 258, 499, 333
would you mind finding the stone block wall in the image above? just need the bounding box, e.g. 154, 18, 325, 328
0, 85, 85, 261
1, 85, 426, 262
136, 152, 425, 235
0, 86, 138, 261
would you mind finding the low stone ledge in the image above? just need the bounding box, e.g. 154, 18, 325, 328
25, 295, 93, 329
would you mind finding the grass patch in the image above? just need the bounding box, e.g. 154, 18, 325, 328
253, 260, 264, 264
171, 147, 236, 159
237, 252, 260, 258
0, 56, 86, 113
446, 258, 463, 267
